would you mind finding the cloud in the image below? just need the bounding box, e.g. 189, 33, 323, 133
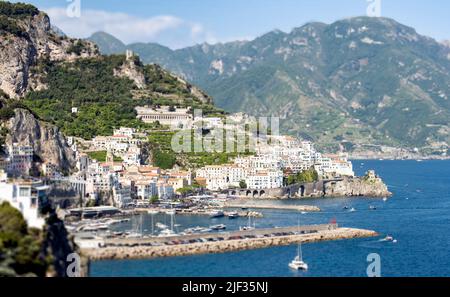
44, 7, 217, 49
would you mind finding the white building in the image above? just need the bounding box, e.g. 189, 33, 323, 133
85, 172, 117, 195
246, 170, 283, 189
315, 154, 354, 177
5, 143, 33, 177
123, 147, 141, 166
76, 153, 90, 172
157, 183, 175, 200
113, 185, 132, 208
135, 106, 193, 129
0, 171, 49, 229
135, 180, 158, 199
196, 165, 230, 191
113, 127, 136, 138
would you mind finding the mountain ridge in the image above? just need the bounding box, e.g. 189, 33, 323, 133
0, 2, 222, 172
89, 17, 450, 154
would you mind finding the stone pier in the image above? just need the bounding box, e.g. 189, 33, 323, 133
82, 226, 377, 261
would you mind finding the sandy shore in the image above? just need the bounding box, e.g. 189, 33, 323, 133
83, 228, 376, 261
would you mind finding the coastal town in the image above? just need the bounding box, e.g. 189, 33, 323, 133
0, 105, 365, 228
2, 0, 450, 283
0, 103, 391, 275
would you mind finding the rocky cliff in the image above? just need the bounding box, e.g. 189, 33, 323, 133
323, 171, 392, 198
6, 108, 75, 173
0, 3, 97, 98
260, 170, 391, 198
113, 55, 146, 89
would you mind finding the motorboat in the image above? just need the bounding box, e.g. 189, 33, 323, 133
165, 209, 176, 215
210, 224, 226, 230
125, 232, 143, 239
158, 229, 177, 237
382, 235, 395, 242
228, 212, 239, 219
209, 210, 225, 218
156, 222, 168, 229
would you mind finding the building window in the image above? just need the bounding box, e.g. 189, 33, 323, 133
19, 187, 29, 197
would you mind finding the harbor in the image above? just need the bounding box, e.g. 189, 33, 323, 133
81, 224, 378, 260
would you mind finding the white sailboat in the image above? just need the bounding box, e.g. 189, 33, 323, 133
289, 219, 308, 271
239, 215, 255, 231
126, 214, 144, 238
289, 243, 308, 271
158, 210, 179, 237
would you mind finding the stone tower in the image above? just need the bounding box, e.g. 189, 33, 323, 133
126, 49, 134, 60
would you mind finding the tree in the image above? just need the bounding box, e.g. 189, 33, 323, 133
286, 167, 319, 185
153, 150, 176, 169
0, 202, 27, 243
0, 202, 48, 277
150, 195, 159, 204
239, 180, 247, 189
177, 187, 193, 196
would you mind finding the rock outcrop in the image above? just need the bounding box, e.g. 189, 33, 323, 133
247, 170, 391, 199
7, 109, 75, 173
113, 55, 146, 89
0, 6, 97, 98
323, 171, 392, 198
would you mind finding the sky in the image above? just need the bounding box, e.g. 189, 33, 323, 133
13, 0, 450, 49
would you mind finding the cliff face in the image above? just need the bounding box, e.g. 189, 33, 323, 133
113, 56, 146, 89
0, 10, 97, 98
323, 171, 392, 198
7, 109, 75, 173
260, 170, 391, 198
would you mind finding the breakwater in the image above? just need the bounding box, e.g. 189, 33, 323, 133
82, 226, 377, 261
223, 201, 321, 212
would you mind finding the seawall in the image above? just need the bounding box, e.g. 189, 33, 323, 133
223, 201, 321, 212
82, 227, 377, 261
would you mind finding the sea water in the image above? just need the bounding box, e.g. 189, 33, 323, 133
90, 160, 450, 277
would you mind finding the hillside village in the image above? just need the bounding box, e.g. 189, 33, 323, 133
0, 2, 370, 233
0, 105, 355, 229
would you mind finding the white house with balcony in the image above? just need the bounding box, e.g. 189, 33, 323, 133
0, 170, 49, 229
135, 180, 158, 199
245, 170, 283, 190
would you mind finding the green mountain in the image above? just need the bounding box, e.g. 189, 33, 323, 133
88, 31, 126, 55
0, 2, 220, 141
89, 18, 450, 153
23, 54, 219, 139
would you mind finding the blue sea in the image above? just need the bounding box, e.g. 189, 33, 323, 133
90, 160, 450, 277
